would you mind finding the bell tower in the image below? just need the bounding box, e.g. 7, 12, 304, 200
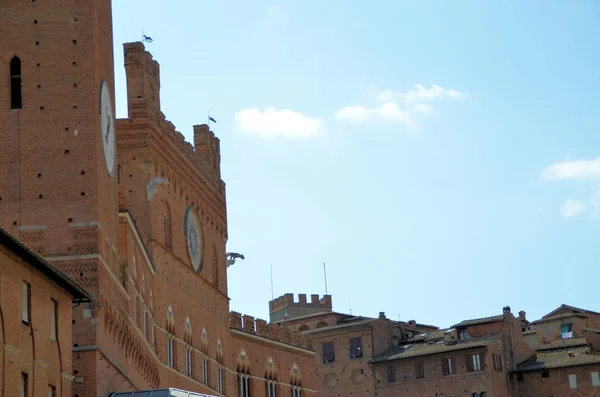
0, 0, 120, 394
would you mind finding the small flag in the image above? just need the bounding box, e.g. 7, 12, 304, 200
209, 116, 217, 123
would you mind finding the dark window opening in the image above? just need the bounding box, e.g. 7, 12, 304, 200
415, 361, 424, 379
349, 337, 363, 359
10, 57, 22, 109
322, 341, 335, 363
386, 365, 396, 383
542, 370, 549, 378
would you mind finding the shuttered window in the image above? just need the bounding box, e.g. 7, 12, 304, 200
442, 357, 456, 376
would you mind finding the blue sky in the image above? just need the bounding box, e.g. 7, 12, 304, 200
112, 1, 600, 328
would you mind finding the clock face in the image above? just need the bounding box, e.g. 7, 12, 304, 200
184, 206, 203, 272
99, 80, 116, 177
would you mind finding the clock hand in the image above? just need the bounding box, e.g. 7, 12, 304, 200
105, 114, 111, 141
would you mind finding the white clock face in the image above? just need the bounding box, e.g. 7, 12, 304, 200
184, 206, 203, 272
99, 80, 116, 177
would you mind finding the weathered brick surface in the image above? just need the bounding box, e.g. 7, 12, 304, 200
0, 1, 318, 396
0, 244, 76, 397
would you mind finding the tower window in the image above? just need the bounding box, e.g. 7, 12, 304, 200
10, 57, 22, 109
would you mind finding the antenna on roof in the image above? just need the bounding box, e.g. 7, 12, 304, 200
270, 263, 274, 300
323, 262, 328, 295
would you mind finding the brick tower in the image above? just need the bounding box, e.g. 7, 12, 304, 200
0, 0, 120, 395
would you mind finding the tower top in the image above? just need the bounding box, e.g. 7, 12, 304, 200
269, 293, 333, 323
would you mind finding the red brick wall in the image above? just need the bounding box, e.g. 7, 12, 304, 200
0, 245, 75, 397
516, 364, 600, 396
373, 346, 504, 397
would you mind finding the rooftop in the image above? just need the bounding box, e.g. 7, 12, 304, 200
305, 317, 376, 335
451, 315, 504, 329
531, 312, 588, 324
370, 335, 501, 364
542, 304, 600, 319
535, 337, 588, 352
0, 227, 90, 301
514, 347, 600, 373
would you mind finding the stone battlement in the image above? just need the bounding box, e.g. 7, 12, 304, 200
229, 312, 312, 350
121, 42, 224, 196
268, 293, 333, 323
269, 293, 333, 313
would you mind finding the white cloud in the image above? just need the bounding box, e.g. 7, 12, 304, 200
376, 84, 467, 104
234, 107, 324, 139
336, 84, 464, 130
541, 158, 600, 181
560, 199, 586, 218
335, 101, 433, 130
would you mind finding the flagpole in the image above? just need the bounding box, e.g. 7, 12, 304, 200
270, 263, 274, 300
323, 262, 328, 295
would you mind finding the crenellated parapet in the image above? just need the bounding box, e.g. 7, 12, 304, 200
121, 42, 225, 198
269, 293, 333, 323
229, 312, 311, 350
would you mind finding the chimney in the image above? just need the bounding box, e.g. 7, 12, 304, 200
379, 312, 386, 319
503, 306, 511, 314
518, 311, 526, 321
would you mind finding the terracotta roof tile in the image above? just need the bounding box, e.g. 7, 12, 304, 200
451, 315, 504, 329
514, 347, 600, 372
370, 335, 501, 364
532, 312, 587, 324
535, 337, 587, 352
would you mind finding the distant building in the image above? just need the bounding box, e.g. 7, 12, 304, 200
370, 306, 532, 397
513, 304, 600, 396
0, 227, 90, 397
271, 293, 437, 397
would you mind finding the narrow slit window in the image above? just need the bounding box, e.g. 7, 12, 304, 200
10, 57, 22, 109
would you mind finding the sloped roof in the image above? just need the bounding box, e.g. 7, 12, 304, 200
406, 329, 451, 343
305, 317, 375, 334
514, 347, 600, 372
276, 311, 350, 324
532, 312, 587, 324
542, 304, 600, 319
370, 335, 501, 364
0, 227, 90, 301
535, 337, 587, 352
451, 315, 504, 329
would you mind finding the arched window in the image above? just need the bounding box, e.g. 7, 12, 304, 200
164, 202, 172, 249
237, 350, 251, 397
237, 368, 251, 397
265, 358, 277, 397
290, 364, 301, 397
265, 375, 277, 397
298, 325, 310, 332
184, 317, 193, 377
166, 306, 176, 368
10, 57, 22, 109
